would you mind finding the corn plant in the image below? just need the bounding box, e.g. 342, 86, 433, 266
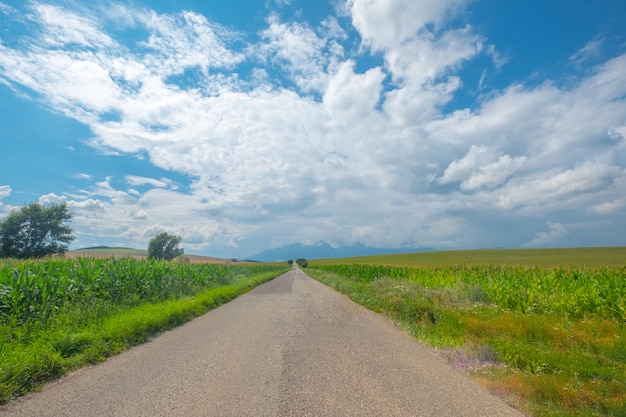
315, 264, 626, 320
0, 258, 286, 325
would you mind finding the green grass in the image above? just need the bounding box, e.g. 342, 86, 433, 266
306, 249, 626, 417
0, 258, 288, 403
310, 246, 626, 268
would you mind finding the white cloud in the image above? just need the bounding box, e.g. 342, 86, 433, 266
608, 125, 626, 142
0, 2, 16, 15
439, 145, 527, 191
125, 175, 170, 188
576, 54, 626, 103
523, 222, 568, 248
348, 0, 466, 51
461, 154, 527, 191
38, 193, 67, 206
592, 198, 625, 214
138, 9, 243, 79
68, 199, 106, 211
383, 25, 482, 85
0, 185, 11, 201
73, 173, 93, 181
0, 186, 14, 219
348, 0, 482, 123
384, 76, 462, 125
497, 157, 623, 212
323, 60, 385, 122
31, 3, 114, 48
257, 14, 343, 93
570, 38, 603, 67
0, 46, 122, 119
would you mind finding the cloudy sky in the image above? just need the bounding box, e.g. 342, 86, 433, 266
1, 0, 625, 258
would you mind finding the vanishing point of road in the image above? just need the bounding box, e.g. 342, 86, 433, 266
1, 268, 525, 417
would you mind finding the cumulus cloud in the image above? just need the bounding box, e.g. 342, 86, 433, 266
439, 145, 527, 191
69, 199, 107, 211
323, 60, 385, 122
0, 185, 11, 201
0, 186, 13, 219
348, 0, 482, 123
38, 193, 68, 206
523, 222, 568, 248
348, 0, 466, 51
497, 157, 623, 212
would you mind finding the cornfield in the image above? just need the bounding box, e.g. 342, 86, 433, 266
0, 257, 285, 325
314, 264, 626, 320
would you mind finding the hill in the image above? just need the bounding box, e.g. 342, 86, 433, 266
67, 247, 234, 264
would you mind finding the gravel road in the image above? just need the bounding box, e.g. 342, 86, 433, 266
1, 268, 525, 417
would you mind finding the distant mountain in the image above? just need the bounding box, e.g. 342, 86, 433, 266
247, 241, 433, 262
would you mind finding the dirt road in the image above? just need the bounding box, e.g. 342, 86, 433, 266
1, 269, 524, 416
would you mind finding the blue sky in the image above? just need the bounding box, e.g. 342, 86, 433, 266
1, 0, 626, 258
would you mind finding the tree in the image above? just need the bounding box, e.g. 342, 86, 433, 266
287, 259, 293, 265
0, 202, 74, 258
148, 232, 183, 261
296, 258, 308, 268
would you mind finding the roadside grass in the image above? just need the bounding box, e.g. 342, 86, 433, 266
306, 261, 626, 417
0, 259, 288, 404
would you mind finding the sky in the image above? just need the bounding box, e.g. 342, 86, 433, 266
1, 0, 626, 258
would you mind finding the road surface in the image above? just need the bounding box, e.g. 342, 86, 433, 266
1, 268, 525, 417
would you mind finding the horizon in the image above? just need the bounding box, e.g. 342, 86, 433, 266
1, 0, 626, 258
69, 242, 626, 262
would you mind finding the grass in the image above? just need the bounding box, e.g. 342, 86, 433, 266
306, 248, 626, 417
0, 258, 288, 403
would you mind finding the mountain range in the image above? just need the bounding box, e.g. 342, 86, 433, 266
246, 242, 433, 262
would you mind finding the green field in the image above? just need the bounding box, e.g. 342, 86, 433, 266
0, 257, 289, 403
310, 246, 626, 267
71, 247, 149, 256
307, 247, 626, 417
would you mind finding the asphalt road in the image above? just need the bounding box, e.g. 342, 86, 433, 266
1, 268, 525, 417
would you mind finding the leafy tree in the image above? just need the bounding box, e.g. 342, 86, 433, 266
148, 232, 183, 261
296, 258, 308, 268
287, 259, 293, 265
0, 202, 74, 258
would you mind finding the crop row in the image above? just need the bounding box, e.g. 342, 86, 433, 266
0, 258, 285, 324
314, 264, 626, 320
